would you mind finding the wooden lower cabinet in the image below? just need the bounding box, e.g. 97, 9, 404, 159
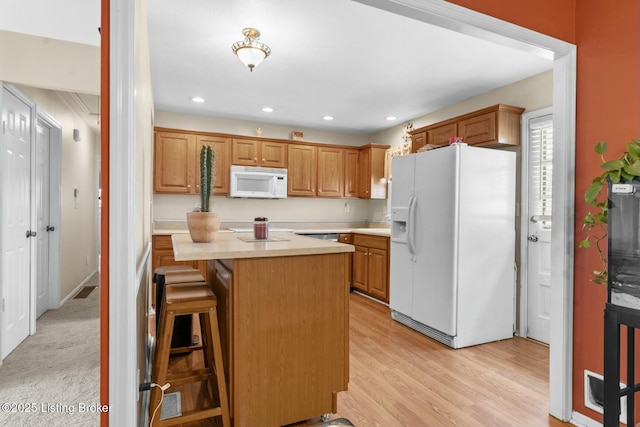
151, 235, 206, 280
352, 234, 389, 303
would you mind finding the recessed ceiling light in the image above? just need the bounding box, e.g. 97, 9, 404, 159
191, 97, 205, 103
262, 106, 274, 112
323, 115, 334, 121
386, 116, 397, 121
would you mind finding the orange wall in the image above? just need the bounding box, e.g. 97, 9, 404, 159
448, 0, 575, 43
448, 0, 640, 421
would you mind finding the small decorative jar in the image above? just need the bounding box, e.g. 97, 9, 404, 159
254, 217, 269, 240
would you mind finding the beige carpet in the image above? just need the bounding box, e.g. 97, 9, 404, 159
0, 279, 100, 427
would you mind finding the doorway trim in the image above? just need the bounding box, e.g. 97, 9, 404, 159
354, 0, 576, 421
33, 108, 62, 317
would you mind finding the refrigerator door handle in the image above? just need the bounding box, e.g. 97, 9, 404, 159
407, 195, 417, 257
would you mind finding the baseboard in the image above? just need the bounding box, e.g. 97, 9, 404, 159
571, 411, 602, 427
59, 270, 99, 307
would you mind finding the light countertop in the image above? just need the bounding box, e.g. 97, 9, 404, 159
155, 227, 390, 237
172, 231, 355, 261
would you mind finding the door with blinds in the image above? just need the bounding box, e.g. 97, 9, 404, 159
526, 113, 553, 344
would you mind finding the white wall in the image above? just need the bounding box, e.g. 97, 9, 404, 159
155, 110, 370, 147
0, 30, 99, 95
15, 84, 99, 302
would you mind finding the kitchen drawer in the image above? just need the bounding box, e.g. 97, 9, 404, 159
353, 234, 388, 250
153, 235, 174, 250
338, 233, 353, 244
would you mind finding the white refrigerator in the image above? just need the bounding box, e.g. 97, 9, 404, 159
390, 144, 516, 349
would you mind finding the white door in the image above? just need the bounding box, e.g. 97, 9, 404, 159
35, 117, 50, 318
1, 87, 32, 359
526, 113, 553, 344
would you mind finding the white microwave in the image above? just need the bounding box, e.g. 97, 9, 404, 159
229, 165, 288, 198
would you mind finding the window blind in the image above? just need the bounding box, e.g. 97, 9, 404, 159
528, 114, 553, 229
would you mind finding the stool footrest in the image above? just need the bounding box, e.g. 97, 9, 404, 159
167, 368, 213, 387
159, 407, 223, 426
169, 344, 203, 355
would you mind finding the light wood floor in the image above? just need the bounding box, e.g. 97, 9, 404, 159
163, 293, 570, 427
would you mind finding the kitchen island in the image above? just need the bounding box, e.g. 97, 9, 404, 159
172, 232, 354, 427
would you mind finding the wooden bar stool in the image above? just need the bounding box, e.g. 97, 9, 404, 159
150, 282, 230, 427
157, 268, 205, 351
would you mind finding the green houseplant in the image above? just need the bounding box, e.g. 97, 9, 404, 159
187, 145, 221, 242
580, 139, 640, 284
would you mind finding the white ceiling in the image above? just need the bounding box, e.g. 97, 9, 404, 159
1, 0, 553, 135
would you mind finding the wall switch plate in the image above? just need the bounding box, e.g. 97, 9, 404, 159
344, 203, 350, 213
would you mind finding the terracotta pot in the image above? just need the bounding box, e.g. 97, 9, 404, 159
186, 211, 221, 243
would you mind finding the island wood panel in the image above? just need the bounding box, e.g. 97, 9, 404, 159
231, 253, 349, 427
209, 260, 234, 415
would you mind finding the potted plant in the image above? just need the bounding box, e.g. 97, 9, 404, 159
187, 145, 221, 242
580, 139, 640, 284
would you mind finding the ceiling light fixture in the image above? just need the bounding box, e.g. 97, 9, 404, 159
191, 97, 205, 103
323, 116, 334, 121
386, 116, 397, 121
262, 106, 274, 112
232, 28, 271, 72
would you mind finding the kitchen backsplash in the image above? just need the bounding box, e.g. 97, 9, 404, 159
153, 194, 389, 225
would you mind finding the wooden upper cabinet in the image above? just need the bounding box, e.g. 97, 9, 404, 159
287, 144, 317, 197
344, 148, 359, 198
232, 138, 259, 166
155, 127, 391, 200
358, 148, 371, 198
428, 123, 457, 147
411, 131, 427, 153
261, 141, 287, 168
317, 146, 344, 198
457, 112, 496, 145
197, 135, 231, 195
232, 138, 287, 168
154, 131, 196, 194
359, 144, 389, 199
409, 104, 525, 152
154, 129, 231, 195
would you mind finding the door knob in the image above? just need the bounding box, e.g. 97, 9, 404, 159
46, 226, 55, 232
527, 235, 539, 242
25, 230, 37, 238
